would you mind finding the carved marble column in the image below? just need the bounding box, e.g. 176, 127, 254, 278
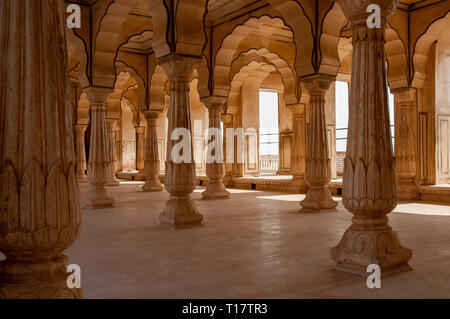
106, 119, 120, 186
136, 126, 146, 179
222, 115, 234, 187
0, 0, 82, 298
300, 76, 337, 212
331, 0, 412, 277
202, 96, 230, 200
159, 58, 203, 229
287, 104, 308, 193
75, 124, 88, 182
142, 110, 164, 192
392, 88, 418, 199
85, 87, 115, 208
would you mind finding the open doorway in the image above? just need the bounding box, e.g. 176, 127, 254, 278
259, 90, 279, 174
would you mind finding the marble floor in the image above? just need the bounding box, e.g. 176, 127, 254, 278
61, 182, 450, 298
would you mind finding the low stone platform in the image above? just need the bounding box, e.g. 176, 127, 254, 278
115, 171, 450, 204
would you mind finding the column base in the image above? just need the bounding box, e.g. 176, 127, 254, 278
331, 224, 412, 277
397, 179, 418, 200
142, 178, 164, 192
223, 174, 233, 187
136, 171, 146, 181
106, 180, 120, 187
291, 176, 308, 194
300, 185, 337, 212
159, 195, 203, 229
0, 255, 83, 299
202, 180, 230, 200
77, 174, 88, 183
85, 186, 115, 209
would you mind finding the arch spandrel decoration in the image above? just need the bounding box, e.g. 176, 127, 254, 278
92, 0, 140, 88
149, 65, 169, 111
385, 25, 408, 89
412, 10, 450, 88
265, 0, 315, 76
146, 0, 208, 59
318, 2, 347, 76
115, 61, 148, 114
67, 29, 90, 88
107, 71, 132, 120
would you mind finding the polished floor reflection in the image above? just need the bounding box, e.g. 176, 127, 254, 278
62, 182, 450, 298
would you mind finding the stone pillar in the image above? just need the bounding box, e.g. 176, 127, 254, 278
0, 0, 82, 298
106, 119, 120, 186
287, 104, 308, 193
222, 114, 234, 187
136, 125, 146, 179
142, 110, 164, 192
159, 58, 203, 229
331, 0, 412, 277
300, 76, 337, 212
202, 96, 230, 200
75, 124, 88, 182
392, 88, 418, 199
85, 87, 115, 208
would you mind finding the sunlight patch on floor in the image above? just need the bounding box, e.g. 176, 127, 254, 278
395, 203, 450, 216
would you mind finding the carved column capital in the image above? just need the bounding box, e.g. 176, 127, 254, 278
135, 126, 146, 135
301, 75, 335, 95
84, 87, 113, 105
143, 109, 161, 120
336, 0, 398, 26
74, 124, 88, 135
201, 96, 227, 113
391, 87, 417, 104
160, 57, 198, 80
287, 103, 306, 116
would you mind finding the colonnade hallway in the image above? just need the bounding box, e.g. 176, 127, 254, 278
56, 182, 450, 298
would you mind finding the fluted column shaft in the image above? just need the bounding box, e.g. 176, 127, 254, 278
142, 110, 164, 192
392, 88, 418, 199
202, 97, 230, 200
331, 0, 411, 277
159, 59, 203, 229
106, 119, 119, 186
75, 124, 88, 182
85, 87, 115, 208
136, 126, 146, 178
0, 0, 82, 298
222, 115, 233, 187
288, 104, 307, 193
300, 76, 337, 212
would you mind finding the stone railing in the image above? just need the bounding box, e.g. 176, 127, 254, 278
336, 151, 346, 176
260, 155, 279, 174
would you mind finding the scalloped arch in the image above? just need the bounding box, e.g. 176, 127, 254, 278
412, 10, 450, 88
115, 61, 147, 114
318, 2, 347, 76
67, 29, 90, 88
230, 48, 298, 105
214, 16, 295, 97
92, 0, 140, 88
